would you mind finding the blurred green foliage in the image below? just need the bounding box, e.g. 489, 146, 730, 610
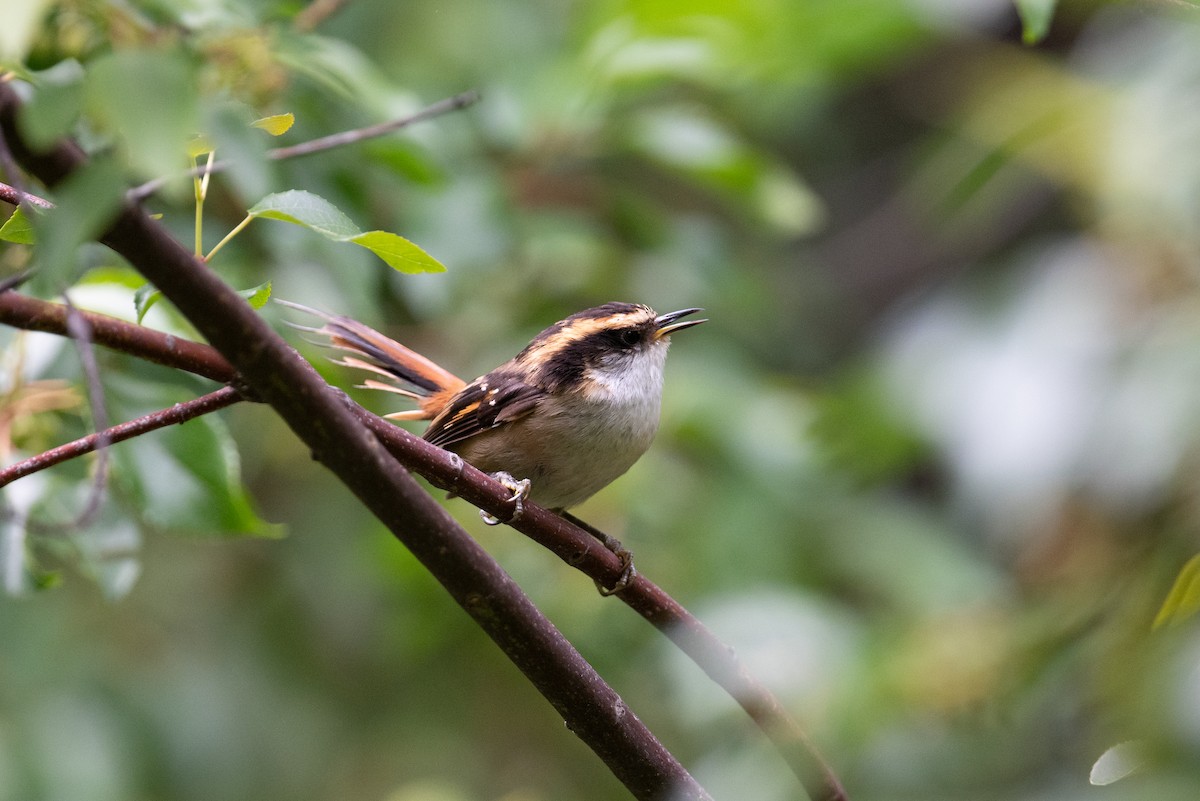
4, 1, 1200, 800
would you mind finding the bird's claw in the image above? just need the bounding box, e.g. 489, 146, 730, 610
595, 534, 637, 596
480, 471, 531, 526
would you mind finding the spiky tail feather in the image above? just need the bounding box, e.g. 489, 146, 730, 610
278, 300, 465, 420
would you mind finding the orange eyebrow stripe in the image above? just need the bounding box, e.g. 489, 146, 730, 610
516, 312, 643, 366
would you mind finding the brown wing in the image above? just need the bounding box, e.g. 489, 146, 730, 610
423, 371, 546, 449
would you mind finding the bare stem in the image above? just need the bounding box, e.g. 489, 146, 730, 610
0, 386, 242, 488
0, 287, 848, 801
204, 214, 252, 263
56, 294, 111, 530
266, 90, 481, 161
127, 90, 481, 201
0, 291, 237, 383
0, 83, 709, 801
0, 180, 53, 208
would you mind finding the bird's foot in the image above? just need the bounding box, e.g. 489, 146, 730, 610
480, 472, 531, 526
595, 533, 637, 596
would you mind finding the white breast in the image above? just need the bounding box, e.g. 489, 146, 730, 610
465, 342, 670, 509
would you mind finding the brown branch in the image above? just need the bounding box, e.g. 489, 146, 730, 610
53, 295, 111, 529
0, 291, 237, 383
0, 180, 54, 208
266, 90, 481, 161
0, 386, 242, 488
0, 83, 709, 801
127, 90, 482, 201
358, 408, 849, 801
0, 291, 848, 801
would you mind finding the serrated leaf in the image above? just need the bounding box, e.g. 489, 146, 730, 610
1153, 553, 1200, 628
252, 113, 295, 136
247, 190, 445, 274
248, 189, 362, 239
237, 281, 272, 309
1015, 0, 1057, 45
350, 231, 445, 274
0, 206, 35, 244
134, 284, 162, 324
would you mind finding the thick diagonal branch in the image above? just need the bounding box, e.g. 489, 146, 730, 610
0, 289, 848, 801
0, 84, 708, 801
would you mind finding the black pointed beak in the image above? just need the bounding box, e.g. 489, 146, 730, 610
654, 308, 707, 339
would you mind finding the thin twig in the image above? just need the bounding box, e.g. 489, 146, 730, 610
0, 181, 54, 209
267, 90, 481, 160
0, 386, 242, 488
358, 408, 851, 801
0, 85, 710, 801
0, 291, 237, 383
0, 126, 31, 206
127, 90, 482, 201
56, 293, 110, 530
0, 271, 31, 293
0, 290, 848, 801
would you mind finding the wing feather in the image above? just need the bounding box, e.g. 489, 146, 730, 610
423, 371, 545, 449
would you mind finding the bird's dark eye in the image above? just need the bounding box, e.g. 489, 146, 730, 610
619, 329, 643, 347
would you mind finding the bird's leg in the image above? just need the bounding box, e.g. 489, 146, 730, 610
560, 511, 637, 595
480, 471, 531, 526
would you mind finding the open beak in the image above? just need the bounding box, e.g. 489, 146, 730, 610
654, 308, 707, 339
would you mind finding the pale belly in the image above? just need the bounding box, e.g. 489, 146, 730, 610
453, 394, 661, 510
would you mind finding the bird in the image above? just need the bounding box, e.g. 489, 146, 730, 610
281, 301, 705, 591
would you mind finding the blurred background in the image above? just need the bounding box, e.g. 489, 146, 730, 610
4, 0, 1200, 799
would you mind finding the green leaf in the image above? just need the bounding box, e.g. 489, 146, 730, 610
80, 265, 151, 289
135, 278, 265, 321
0, 207, 35, 244
1015, 0, 1057, 45
200, 100, 273, 202
252, 113, 295, 136
237, 281, 272, 309
1153, 553, 1200, 628
248, 190, 361, 239
110, 398, 282, 539
74, 515, 142, 601
161, 412, 282, 537
17, 59, 85, 148
247, 190, 446, 273
27, 158, 125, 298
84, 49, 200, 182
134, 284, 162, 324
350, 231, 445, 274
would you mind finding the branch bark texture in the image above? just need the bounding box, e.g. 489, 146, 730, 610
0, 84, 708, 801
0, 386, 243, 488
0, 285, 847, 801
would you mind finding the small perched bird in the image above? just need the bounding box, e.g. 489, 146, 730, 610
282, 301, 705, 591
